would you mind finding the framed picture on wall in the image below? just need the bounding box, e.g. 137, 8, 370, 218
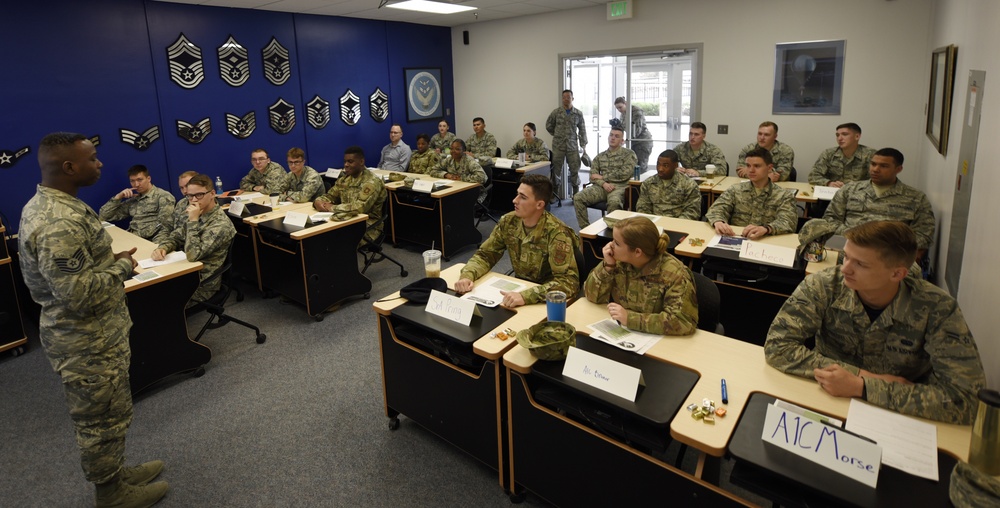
405, 68, 443, 122
925, 45, 958, 156
772, 40, 845, 115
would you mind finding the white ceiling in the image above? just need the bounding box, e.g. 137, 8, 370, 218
155, 0, 608, 27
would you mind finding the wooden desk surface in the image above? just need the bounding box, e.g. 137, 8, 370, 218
287, 214, 368, 240
502, 159, 550, 175
373, 263, 547, 360
504, 298, 972, 461
579, 210, 836, 274
710, 177, 818, 203
106, 226, 203, 293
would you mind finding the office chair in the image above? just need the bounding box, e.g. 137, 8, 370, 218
579, 181, 608, 222
691, 271, 723, 335
788, 166, 798, 182
359, 190, 408, 277
189, 242, 266, 344
475, 164, 500, 227
495, 147, 502, 157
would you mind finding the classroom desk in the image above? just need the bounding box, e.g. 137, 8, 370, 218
253, 213, 371, 320
710, 177, 820, 216
107, 226, 211, 394
373, 264, 546, 492
223, 195, 313, 286
0, 221, 27, 357
385, 177, 482, 260
503, 298, 971, 505
490, 160, 550, 213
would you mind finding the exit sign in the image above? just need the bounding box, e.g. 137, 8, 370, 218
607, 0, 632, 20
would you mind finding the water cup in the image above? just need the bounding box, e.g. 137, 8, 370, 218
269, 193, 279, 207
546, 290, 567, 322
422, 249, 442, 278
518, 152, 526, 163
706, 164, 717, 178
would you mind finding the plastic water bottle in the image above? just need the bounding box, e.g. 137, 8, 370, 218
215, 176, 224, 194
634, 165, 641, 180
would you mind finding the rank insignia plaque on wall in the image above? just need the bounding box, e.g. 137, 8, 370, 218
0, 146, 30, 169
217, 35, 249, 87
339, 89, 361, 126
226, 111, 256, 139
369, 88, 389, 123
262, 37, 290, 86
269, 98, 296, 134
120, 126, 161, 151
177, 117, 212, 144
306, 95, 330, 130
166, 33, 205, 89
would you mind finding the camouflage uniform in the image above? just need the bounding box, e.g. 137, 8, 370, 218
239, 161, 286, 193
429, 132, 456, 153
19, 185, 135, 484
429, 154, 487, 201
808, 145, 876, 186
156, 203, 236, 304
705, 180, 798, 234
673, 140, 730, 176
407, 149, 440, 175
152, 196, 189, 246
546, 106, 588, 196
623, 105, 653, 171
316, 168, 385, 243
378, 142, 412, 172
460, 211, 580, 305
636, 174, 702, 220
98, 184, 175, 240
819, 178, 936, 250
738, 141, 795, 181
466, 131, 498, 167
584, 251, 699, 335
506, 138, 550, 161
280, 165, 325, 203
574, 147, 637, 228
765, 267, 986, 424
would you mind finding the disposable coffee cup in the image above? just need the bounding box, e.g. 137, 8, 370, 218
422, 249, 442, 278
546, 290, 567, 322
518, 152, 526, 163
269, 193, 279, 207
706, 164, 717, 177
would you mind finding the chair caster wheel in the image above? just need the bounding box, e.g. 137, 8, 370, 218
400, 270, 408, 277
256, 333, 266, 344
509, 491, 525, 503
193, 366, 206, 377
388, 417, 400, 431
315, 314, 324, 322
364, 293, 371, 299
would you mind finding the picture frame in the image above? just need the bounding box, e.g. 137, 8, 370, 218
925, 45, 958, 156
404, 67, 443, 122
772, 40, 845, 115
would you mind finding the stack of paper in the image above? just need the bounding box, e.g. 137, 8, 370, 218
588, 319, 661, 355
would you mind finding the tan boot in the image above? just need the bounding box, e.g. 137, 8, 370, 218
121, 460, 164, 485
95, 476, 168, 508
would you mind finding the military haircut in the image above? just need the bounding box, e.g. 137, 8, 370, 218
610, 125, 626, 137
520, 174, 552, 203
187, 173, 213, 191
836, 122, 862, 134
524, 122, 537, 133
127, 164, 149, 177
179, 170, 198, 180
451, 139, 467, 152
690, 121, 707, 132
744, 147, 773, 166
874, 147, 904, 166
658, 150, 679, 164
472, 117, 485, 124
844, 220, 917, 268
345, 145, 365, 160
38, 131, 88, 168
287, 147, 305, 160
615, 216, 668, 257
759, 121, 778, 133
561, 89, 573, 97
416, 133, 430, 143
251, 148, 268, 157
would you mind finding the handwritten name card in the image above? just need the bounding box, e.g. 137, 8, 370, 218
425, 289, 478, 326
739, 241, 796, 268
562, 347, 643, 402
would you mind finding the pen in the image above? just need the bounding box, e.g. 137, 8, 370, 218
721, 379, 728, 404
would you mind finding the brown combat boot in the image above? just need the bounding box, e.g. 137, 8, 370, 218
94, 475, 168, 508
121, 460, 164, 485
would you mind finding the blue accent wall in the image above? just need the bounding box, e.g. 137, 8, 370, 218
0, 0, 454, 232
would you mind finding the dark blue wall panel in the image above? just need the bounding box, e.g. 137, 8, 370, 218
1, 0, 453, 232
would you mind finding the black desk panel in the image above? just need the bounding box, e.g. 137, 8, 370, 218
389, 187, 481, 260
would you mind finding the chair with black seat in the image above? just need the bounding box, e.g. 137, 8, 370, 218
359, 190, 407, 277
788, 166, 797, 182
495, 147, 502, 157
692, 271, 723, 334
475, 164, 500, 227
189, 242, 266, 344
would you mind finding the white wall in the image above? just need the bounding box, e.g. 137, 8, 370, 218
925, 0, 1000, 389
451, 0, 932, 182
451, 0, 997, 387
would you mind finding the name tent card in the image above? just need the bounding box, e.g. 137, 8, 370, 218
326, 168, 343, 178
562, 346, 644, 402
412, 179, 435, 193
761, 402, 882, 488
739, 240, 796, 268
283, 211, 308, 227
228, 201, 246, 217
813, 185, 840, 200
425, 289, 480, 326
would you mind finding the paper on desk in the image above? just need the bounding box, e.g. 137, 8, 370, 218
813, 185, 840, 200
846, 399, 939, 481
707, 234, 745, 251
460, 277, 528, 307
132, 270, 162, 283
138, 251, 187, 269
234, 192, 264, 200
588, 319, 661, 355
310, 212, 333, 223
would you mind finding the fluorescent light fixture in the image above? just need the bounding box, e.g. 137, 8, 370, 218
385, 0, 477, 14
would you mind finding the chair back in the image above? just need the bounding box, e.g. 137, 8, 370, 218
692, 271, 721, 333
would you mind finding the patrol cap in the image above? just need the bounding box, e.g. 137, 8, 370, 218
399, 277, 448, 304
516, 321, 576, 361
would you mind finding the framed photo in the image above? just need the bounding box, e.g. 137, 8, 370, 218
926, 45, 958, 156
772, 40, 845, 115
404, 67, 443, 122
